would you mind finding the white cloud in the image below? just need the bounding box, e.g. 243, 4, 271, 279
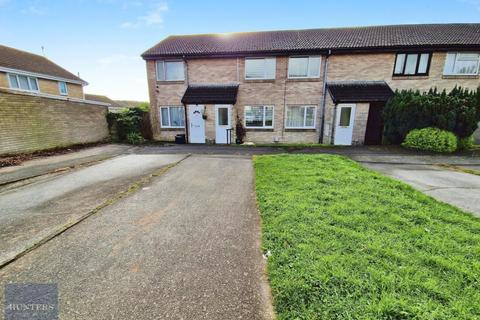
21, 5, 46, 15
120, 1, 168, 29
87, 54, 148, 100
97, 54, 139, 66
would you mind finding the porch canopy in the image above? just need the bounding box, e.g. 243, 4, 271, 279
181, 84, 239, 105
327, 81, 394, 104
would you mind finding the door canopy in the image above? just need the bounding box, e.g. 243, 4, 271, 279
181, 84, 239, 105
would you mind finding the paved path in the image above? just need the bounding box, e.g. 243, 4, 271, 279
0, 154, 186, 266
363, 163, 480, 216
0, 144, 132, 186
0, 155, 273, 319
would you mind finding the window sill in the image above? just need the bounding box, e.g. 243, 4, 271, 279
156, 80, 185, 85
243, 79, 276, 83
286, 77, 321, 82
246, 128, 274, 132
392, 75, 429, 80
160, 127, 185, 131
285, 128, 316, 132
442, 75, 479, 79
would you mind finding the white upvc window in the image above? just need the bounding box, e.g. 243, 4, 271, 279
288, 56, 321, 78
244, 106, 274, 128
285, 105, 316, 129
58, 81, 68, 95
443, 52, 480, 76
245, 57, 276, 79
159, 106, 185, 128
8, 73, 39, 92
156, 60, 185, 81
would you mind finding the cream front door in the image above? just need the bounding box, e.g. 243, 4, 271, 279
188, 105, 205, 143
215, 105, 232, 144
334, 104, 356, 145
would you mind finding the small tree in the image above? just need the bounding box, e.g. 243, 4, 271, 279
235, 114, 246, 144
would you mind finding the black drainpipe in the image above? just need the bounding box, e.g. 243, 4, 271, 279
319, 49, 331, 143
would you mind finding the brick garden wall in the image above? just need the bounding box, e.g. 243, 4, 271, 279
0, 89, 109, 155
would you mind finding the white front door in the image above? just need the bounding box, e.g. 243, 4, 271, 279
215, 105, 232, 144
334, 104, 356, 145
188, 105, 205, 143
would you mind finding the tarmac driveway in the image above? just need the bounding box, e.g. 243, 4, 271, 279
0, 155, 273, 319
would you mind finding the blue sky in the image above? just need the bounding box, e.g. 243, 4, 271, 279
0, 0, 479, 101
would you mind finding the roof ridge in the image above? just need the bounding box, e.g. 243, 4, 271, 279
166, 23, 480, 38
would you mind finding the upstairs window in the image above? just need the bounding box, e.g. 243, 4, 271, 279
160, 106, 185, 128
58, 81, 68, 95
443, 52, 480, 76
245, 57, 276, 79
285, 105, 316, 128
288, 56, 321, 78
244, 106, 274, 128
8, 73, 39, 92
156, 60, 185, 81
393, 53, 431, 76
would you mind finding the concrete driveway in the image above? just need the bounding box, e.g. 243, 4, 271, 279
360, 160, 480, 217
0, 155, 273, 319
0, 154, 186, 266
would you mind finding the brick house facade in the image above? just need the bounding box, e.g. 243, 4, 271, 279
143, 24, 480, 145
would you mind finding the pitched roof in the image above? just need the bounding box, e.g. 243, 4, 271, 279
142, 23, 480, 58
181, 84, 239, 104
115, 100, 147, 108
0, 45, 86, 83
84, 94, 117, 106
327, 81, 394, 103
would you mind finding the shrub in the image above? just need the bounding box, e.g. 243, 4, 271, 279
457, 135, 474, 151
235, 114, 246, 144
107, 106, 149, 144
384, 86, 480, 144
402, 127, 457, 153
126, 132, 145, 145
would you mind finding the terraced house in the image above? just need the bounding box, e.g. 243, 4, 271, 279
142, 23, 480, 145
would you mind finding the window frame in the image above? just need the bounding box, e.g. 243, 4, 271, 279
287, 56, 321, 79
58, 81, 68, 95
159, 106, 185, 128
444, 52, 480, 76
156, 60, 185, 82
244, 57, 276, 80
392, 52, 432, 77
244, 105, 274, 129
285, 105, 317, 129
7, 73, 40, 92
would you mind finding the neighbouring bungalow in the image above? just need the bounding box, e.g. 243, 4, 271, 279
142, 23, 480, 145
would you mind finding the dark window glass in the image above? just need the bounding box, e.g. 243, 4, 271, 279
394, 53, 431, 76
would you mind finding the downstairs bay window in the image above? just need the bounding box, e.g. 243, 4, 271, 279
285, 105, 316, 129
160, 106, 185, 128
244, 106, 274, 128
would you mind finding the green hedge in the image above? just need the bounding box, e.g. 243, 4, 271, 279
402, 127, 457, 153
107, 104, 149, 144
384, 87, 480, 144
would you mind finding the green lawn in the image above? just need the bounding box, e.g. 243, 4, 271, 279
254, 154, 480, 320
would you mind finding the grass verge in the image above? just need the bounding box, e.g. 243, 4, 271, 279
254, 154, 480, 319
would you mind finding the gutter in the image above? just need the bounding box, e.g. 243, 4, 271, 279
319, 49, 331, 143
